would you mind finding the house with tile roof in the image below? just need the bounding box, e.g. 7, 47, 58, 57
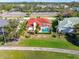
26, 17, 51, 33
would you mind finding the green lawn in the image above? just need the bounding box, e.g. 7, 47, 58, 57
18, 37, 79, 50
0, 51, 79, 59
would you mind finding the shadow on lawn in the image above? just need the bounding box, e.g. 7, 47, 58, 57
65, 33, 79, 46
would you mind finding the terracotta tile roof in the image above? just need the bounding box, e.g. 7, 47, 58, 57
27, 17, 50, 27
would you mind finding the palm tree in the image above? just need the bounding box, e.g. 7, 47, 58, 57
4, 20, 19, 42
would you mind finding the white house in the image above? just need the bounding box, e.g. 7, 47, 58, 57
57, 17, 79, 33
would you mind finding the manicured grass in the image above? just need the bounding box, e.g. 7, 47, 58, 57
19, 38, 79, 50
0, 51, 79, 59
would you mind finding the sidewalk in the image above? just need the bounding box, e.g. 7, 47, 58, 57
0, 47, 79, 55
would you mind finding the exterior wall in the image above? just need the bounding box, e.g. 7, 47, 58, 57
28, 26, 34, 31
27, 26, 50, 33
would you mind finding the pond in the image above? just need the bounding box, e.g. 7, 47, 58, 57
65, 33, 79, 46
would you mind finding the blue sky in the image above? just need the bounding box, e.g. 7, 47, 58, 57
0, 0, 79, 2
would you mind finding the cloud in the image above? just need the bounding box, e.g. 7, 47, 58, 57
0, 0, 10, 2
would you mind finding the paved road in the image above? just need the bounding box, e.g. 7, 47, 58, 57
0, 47, 79, 55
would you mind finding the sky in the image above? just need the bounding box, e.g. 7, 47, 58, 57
0, 0, 79, 2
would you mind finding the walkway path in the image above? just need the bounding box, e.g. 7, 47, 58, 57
0, 47, 79, 55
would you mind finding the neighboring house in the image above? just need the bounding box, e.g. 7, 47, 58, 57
26, 17, 51, 33
63, 5, 69, 9
9, 8, 20, 12
70, 7, 79, 11
36, 4, 59, 8
0, 19, 9, 35
36, 4, 47, 8
30, 12, 60, 17
0, 19, 9, 27
57, 17, 79, 33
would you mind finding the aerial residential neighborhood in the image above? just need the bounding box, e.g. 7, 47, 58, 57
0, 0, 79, 59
